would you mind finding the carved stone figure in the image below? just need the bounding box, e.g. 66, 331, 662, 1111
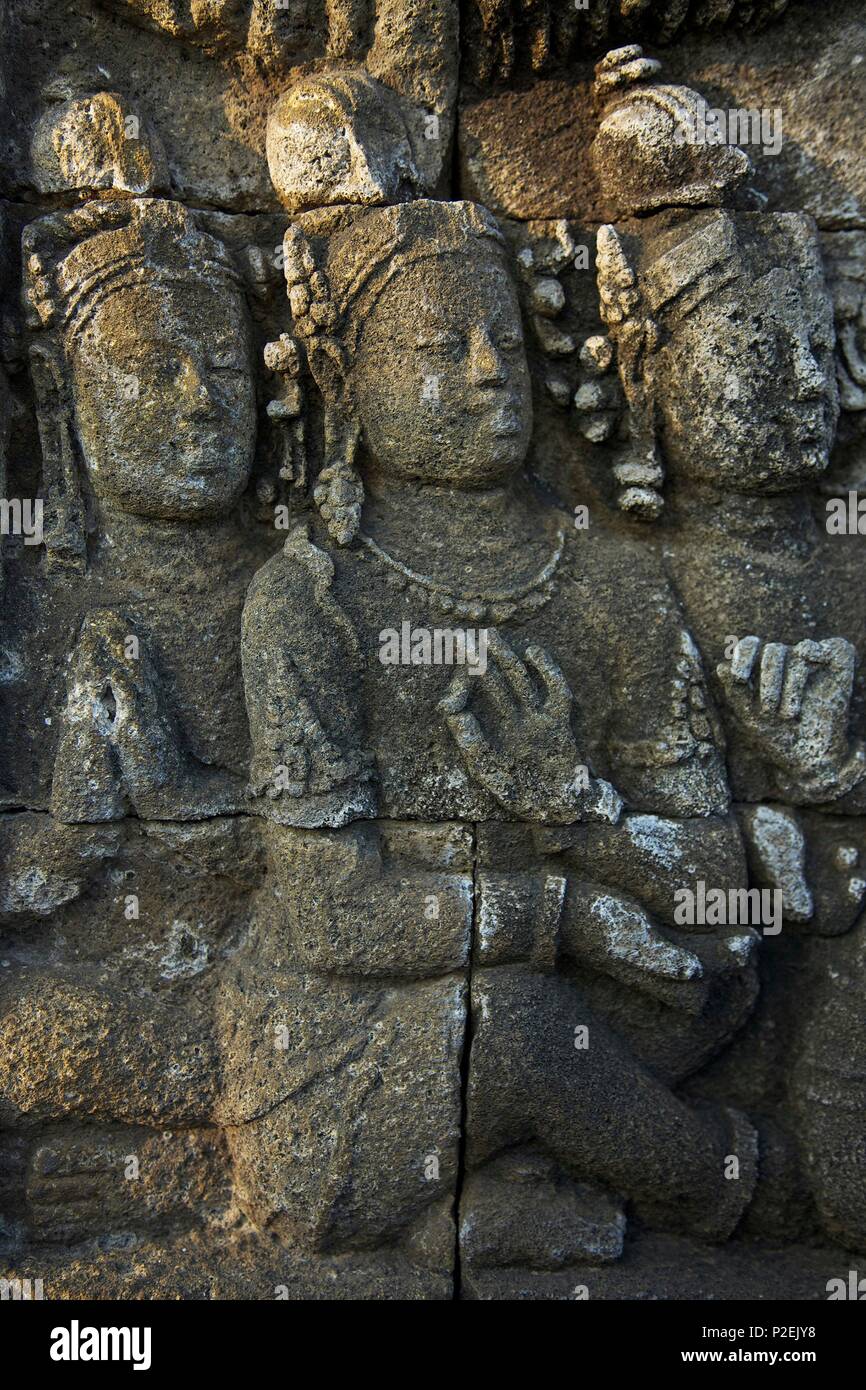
2, 1, 866, 1304
24, 198, 259, 820
0, 196, 271, 1256
590, 48, 866, 1255
224, 195, 786, 1291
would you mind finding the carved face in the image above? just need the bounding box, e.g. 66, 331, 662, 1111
350, 249, 533, 487
69, 279, 255, 519
655, 267, 839, 493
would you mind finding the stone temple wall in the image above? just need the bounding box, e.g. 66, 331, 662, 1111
1, 0, 865, 1300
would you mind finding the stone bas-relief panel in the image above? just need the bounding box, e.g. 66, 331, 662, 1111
1, 2, 866, 1303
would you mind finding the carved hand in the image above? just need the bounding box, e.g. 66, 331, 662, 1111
439, 631, 621, 825
717, 636, 866, 801
560, 881, 758, 1017
560, 882, 708, 1011
59, 610, 241, 819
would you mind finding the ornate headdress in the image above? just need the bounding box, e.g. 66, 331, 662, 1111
24, 197, 242, 339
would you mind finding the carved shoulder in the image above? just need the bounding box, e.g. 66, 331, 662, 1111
242, 527, 375, 828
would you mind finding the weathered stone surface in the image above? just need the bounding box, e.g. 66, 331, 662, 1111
25, 1127, 230, 1243
462, 1231, 852, 1301
29, 91, 169, 199
458, 79, 597, 221
458, 1, 866, 225
460, 0, 795, 89
0, 0, 457, 210
1, 2, 865, 1305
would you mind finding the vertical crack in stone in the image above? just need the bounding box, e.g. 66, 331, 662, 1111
4, 0, 864, 1302
451, 819, 476, 1301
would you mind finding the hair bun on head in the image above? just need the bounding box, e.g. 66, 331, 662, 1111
591, 45, 752, 219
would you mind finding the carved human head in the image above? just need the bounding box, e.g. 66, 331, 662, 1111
588, 48, 838, 509
24, 198, 256, 552
282, 199, 533, 542
598, 211, 839, 501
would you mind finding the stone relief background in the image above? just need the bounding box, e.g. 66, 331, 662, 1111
0, 0, 865, 1301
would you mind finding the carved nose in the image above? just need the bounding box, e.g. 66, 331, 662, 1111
791, 338, 826, 400
469, 330, 507, 387
177, 355, 215, 411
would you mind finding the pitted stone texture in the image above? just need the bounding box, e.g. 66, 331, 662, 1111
3, 5, 866, 1303
29, 92, 169, 199
25, 1127, 230, 1243
2, 0, 457, 209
